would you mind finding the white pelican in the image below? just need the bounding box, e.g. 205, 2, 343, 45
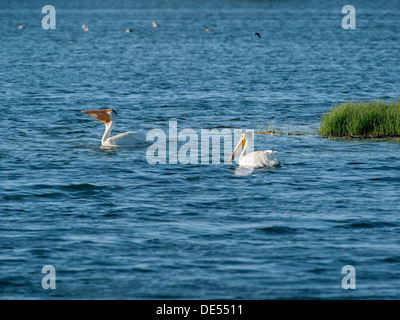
152, 21, 159, 28
82, 108, 145, 147
228, 131, 280, 167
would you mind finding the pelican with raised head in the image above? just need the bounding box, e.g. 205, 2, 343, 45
82, 108, 145, 147
228, 131, 280, 167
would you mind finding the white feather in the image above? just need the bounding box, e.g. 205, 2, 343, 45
104, 131, 145, 147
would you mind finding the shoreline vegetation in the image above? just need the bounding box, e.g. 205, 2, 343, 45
320, 100, 400, 138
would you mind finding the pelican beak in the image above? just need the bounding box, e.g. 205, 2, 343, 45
228, 136, 246, 165
81, 109, 111, 124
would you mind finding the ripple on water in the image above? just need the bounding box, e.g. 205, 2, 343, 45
258, 226, 297, 235
334, 220, 398, 229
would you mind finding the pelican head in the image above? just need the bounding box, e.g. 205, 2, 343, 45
228, 131, 253, 165
81, 108, 118, 125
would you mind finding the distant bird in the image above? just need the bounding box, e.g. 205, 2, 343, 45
152, 21, 159, 28
83, 26, 89, 32
126, 28, 133, 33
255, 32, 261, 39
204, 26, 211, 32
228, 131, 280, 168
18, 24, 24, 29
82, 24, 86, 29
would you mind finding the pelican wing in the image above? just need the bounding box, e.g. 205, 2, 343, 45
105, 131, 145, 147
239, 150, 280, 167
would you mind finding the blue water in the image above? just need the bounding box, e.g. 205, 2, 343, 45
1, 0, 400, 299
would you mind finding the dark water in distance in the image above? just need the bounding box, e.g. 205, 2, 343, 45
1, 0, 400, 299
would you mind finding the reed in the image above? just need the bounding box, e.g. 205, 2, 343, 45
320, 100, 400, 137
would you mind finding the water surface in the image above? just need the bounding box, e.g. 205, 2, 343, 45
1, 0, 400, 299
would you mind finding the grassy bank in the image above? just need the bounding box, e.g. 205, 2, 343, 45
320, 100, 400, 138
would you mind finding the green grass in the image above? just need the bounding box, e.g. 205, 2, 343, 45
320, 100, 400, 138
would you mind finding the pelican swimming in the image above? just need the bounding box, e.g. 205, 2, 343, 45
81, 108, 145, 147
228, 131, 280, 167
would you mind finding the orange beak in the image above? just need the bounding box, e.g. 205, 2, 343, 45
228, 136, 246, 165
81, 109, 111, 124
